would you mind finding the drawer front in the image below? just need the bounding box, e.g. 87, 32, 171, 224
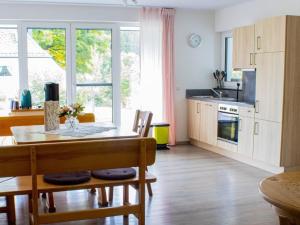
239, 107, 255, 118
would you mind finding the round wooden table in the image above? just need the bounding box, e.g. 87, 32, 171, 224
259, 172, 300, 225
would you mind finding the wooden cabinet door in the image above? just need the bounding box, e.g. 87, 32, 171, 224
187, 100, 201, 141
255, 52, 285, 122
200, 102, 218, 146
238, 116, 254, 158
255, 16, 286, 53
233, 25, 255, 69
253, 119, 281, 166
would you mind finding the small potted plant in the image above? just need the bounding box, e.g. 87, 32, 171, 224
59, 103, 84, 130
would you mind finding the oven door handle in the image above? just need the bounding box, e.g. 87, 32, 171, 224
218, 112, 239, 118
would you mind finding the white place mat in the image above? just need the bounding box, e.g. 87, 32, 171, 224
41, 125, 116, 137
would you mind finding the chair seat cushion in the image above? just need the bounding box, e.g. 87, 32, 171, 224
92, 168, 136, 180
43, 171, 91, 185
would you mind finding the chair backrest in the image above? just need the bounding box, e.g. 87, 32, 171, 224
0, 137, 156, 177
132, 110, 153, 138
0, 113, 95, 136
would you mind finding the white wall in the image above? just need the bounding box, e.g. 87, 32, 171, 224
215, 0, 300, 32
0, 3, 138, 22
174, 9, 220, 142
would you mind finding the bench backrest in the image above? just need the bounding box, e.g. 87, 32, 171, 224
0, 113, 95, 136
0, 137, 156, 177
0, 138, 156, 224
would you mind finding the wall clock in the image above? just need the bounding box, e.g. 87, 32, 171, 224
188, 33, 202, 48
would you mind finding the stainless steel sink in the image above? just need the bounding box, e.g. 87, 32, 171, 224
213, 97, 237, 102
193, 96, 237, 102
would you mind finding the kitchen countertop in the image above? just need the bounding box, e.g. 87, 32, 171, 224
187, 96, 255, 108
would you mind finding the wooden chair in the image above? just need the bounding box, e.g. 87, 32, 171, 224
0, 195, 15, 224
0, 138, 156, 225
97, 110, 154, 206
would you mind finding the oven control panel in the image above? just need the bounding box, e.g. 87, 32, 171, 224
218, 104, 239, 115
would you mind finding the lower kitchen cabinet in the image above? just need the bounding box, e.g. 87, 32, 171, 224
200, 102, 218, 146
187, 99, 201, 141
187, 100, 217, 146
238, 115, 254, 157
253, 119, 282, 166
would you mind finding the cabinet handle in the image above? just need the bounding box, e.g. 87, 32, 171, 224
239, 118, 242, 131
197, 103, 200, 113
250, 53, 253, 65
254, 122, 259, 135
257, 36, 262, 50
255, 100, 259, 113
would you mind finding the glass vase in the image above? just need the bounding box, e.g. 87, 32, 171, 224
65, 116, 79, 130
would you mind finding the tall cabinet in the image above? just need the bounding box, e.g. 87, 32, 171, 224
233, 16, 300, 169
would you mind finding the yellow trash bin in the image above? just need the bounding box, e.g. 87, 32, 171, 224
152, 123, 170, 150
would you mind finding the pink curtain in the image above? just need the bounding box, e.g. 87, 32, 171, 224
161, 8, 176, 145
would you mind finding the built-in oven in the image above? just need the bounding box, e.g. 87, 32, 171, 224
218, 104, 239, 144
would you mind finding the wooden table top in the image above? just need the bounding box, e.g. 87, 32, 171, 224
259, 171, 300, 216
11, 123, 139, 145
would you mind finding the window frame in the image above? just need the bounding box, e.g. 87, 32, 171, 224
71, 23, 121, 125
21, 22, 71, 105
0, 21, 131, 126
221, 31, 243, 89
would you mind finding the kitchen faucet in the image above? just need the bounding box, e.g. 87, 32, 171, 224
211, 88, 223, 98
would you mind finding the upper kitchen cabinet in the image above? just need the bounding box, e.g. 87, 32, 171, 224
255, 16, 286, 53
232, 25, 255, 69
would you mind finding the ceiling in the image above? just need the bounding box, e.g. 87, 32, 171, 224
0, 0, 251, 9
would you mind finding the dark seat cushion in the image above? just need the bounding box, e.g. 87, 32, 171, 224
91, 168, 136, 180
43, 171, 91, 185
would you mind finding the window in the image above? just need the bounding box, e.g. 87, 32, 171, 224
222, 32, 242, 88
0, 25, 19, 114
120, 27, 141, 128
74, 28, 113, 122
0, 22, 140, 126
26, 27, 67, 106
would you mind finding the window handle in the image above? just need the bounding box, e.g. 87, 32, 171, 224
255, 100, 259, 113
197, 103, 200, 114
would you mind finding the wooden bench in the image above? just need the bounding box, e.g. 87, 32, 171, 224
0, 138, 156, 225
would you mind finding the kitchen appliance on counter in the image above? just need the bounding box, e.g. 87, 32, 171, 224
218, 104, 239, 144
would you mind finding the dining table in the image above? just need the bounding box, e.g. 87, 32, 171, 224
259, 171, 300, 225
10, 122, 139, 145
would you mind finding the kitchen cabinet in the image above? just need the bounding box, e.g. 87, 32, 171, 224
238, 111, 254, 158
233, 25, 255, 69
199, 102, 218, 146
255, 52, 285, 122
187, 99, 201, 141
253, 119, 281, 166
255, 16, 286, 53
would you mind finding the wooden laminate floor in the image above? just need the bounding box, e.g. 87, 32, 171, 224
0, 145, 278, 225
